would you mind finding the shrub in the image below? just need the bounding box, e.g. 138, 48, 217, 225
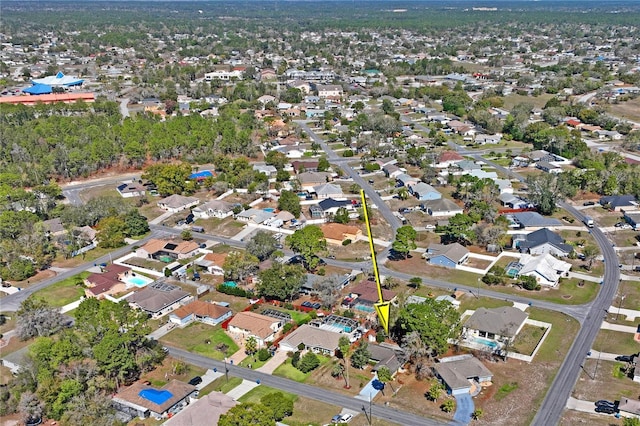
342, 239, 352, 246
297, 352, 320, 373
257, 348, 270, 362
282, 323, 293, 334
291, 351, 301, 368
217, 284, 248, 297
342, 149, 354, 157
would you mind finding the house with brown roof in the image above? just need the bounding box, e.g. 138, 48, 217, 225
157, 194, 200, 213
321, 223, 362, 245
350, 279, 397, 307
127, 282, 192, 318
291, 160, 319, 173
84, 264, 131, 299
169, 300, 232, 327
137, 239, 201, 261
227, 311, 283, 347
435, 151, 465, 168
279, 324, 342, 356
112, 379, 197, 420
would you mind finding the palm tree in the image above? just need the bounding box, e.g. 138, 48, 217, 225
338, 336, 352, 389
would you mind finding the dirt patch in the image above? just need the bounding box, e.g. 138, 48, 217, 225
560, 410, 612, 426
609, 96, 640, 123
329, 240, 373, 261
572, 359, 639, 403
195, 216, 245, 238
465, 258, 492, 270
10, 269, 56, 289
140, 356, 207, 387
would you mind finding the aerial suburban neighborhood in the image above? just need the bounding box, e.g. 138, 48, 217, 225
0, 1, 640, 426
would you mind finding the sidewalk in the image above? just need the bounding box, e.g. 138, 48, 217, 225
586, 349, 620, 362
608, 306, 640, 321
601, 321, 638, 334
567, 271, 603, 283
566, 397, 598, 414
231, 225, 257, 242
226, 379, 260, 400
149, 210, 176, 225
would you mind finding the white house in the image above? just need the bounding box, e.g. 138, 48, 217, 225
517, 253, 572, 287
192, 200, 234, 219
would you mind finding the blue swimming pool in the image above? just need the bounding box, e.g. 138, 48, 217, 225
122, 274, 154, 288
472, 337, 499, 348
223, 281, 237, 288
139, 389, 173, 405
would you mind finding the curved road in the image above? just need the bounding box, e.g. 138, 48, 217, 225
168, 346, 443, 426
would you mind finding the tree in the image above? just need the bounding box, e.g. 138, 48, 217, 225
298, 351, 320, 373
18, 391, 44, 424
394, 299, 461, 356
223, 251, 259, 282
338, 336, 352, 388
391, 225, 417, 259
313, 275, 343, 308
582, 244, 598, 270
441, 399, 456, 413
333, 207, 350, 224
472, 408, 484, 420
278, 190, 301, 218
285, 225, 327, 270
96, 216, 127, 249
218, 403, 276, 426
59, 390, 120, 426
246, 231, 278, 261
525, 173, 567, 215
16, 298, 67, 340
520, 275, 540, 291
260, 392, 293, 421
245, 336, 257, 356
442, 214, 476, 245
317, 156, 330, 172
350, 341, 371, 369
376, 366, 395, 394
141, 163, 193, 196
257, 263, 305, 301
409, 277, 422, 290
181, 230, 193, 241
427, 382, 443, 402
122, 209, 149, 236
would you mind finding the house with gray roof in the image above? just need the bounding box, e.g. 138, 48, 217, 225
510, 212, 562, 228
513, 228, 573, 257
463, 306, 529, 343
623, 211, 640, 230
368, 343, 405, 374
396, 173, 419, 187
423, 198, 463, 217
409, 182, 441, 201
498, 193, 531, 209
425, 243, 469, 268
128, 282, 192, 318
278, 324, 342, 356
433, 355, 493, 396
235, 208, 275, 225
192, 200, 234, 219
600, 195, 638, 211
157, 194, 200, 213
313, 183, 343, 199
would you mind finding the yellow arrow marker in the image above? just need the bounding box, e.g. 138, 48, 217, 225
374, 302, 391, 335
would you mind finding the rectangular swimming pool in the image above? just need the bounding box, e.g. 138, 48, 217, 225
123, 275, 154, 288
471, 336, 499, 349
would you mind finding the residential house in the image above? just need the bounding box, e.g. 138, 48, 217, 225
194, 252, 228, 275
112, 379, 197, 420
618, 397, 640, 419
375, 158, 397, 168
227, 311, 282, 347
435, 151, 464, 168
509, 212, 562, 228
425, 243, 470, 268
163, 392, 236, 426
192, 200, 234, 219
84, 264, 131, 299
169, 300, 232, 327
600, 195, 638, 211
350, 280, 397, 308
494, 179, 513, 194
433, 355, 493, 396
368, 343, 404, 374
623, 211, 640, 230
235, 208, 275, 225
157, 194, 200, 213
313, 183, 344, 199
42, 218, 65, 236
289, 80, 312, 94
117, 181, 146, 198
435, 295, 462, 309
299, 273, 350, 295
396, 173, 420, 187
309, 198, 354, 219
463, 307, 529, 344
595, 129, 623, 140
253, 164, 278, 177
297, 172, 332, 191
279, 324, 342, 356
137, 239, 201, 261
128, 282, 192, 318
474, 134, 502, 145
383, 164, 405, 179
317, 84, 343, 99
410, 182, 442, 201
321, 223, 362, 245
536, 161, 563, 174
423, 198, 463, 217
291, 160, 319, 173
498, 194, 531, 210
517, 253, 572, 287
513, 228, 573, 257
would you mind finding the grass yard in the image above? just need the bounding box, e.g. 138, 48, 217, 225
284, 397, 351, 426
52, 246, 121, 269
609, 229, 640, 248
140, 356, 206, 388
494, 382, 519, 401
502, 93, 554, 110
512, 324, 547, 356
560, 410, 612, 426
31, 272, 89, 307
238, 385, 297, 404
273, 359, 310, 382
572, 359, 640, 403
608, 96, 640, 123
160, 323, 239, 360
592, 330, 640, 355
199, 376, 242, 396
618, 280, 640, 311
258, 307, 310, 325
123, 256, 166, 272
527, 308, 579, 363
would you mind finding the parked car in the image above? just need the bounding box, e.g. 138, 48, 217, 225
340, 413, 353, 423
583, 201, 596, 206
595, 400, 615, 408
312, 302, 322, 309
614, 354, 635, 362
595, 405, 617, 414
331, 414, 342, 423
188, 376, 202, 386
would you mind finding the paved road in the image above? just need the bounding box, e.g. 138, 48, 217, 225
167, 346, 444, 426
0, 232, 160, 312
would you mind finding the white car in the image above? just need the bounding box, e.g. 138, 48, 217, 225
340, 413, 353, 423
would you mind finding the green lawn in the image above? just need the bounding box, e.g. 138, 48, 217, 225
259, 307, 310, 325
528, 308, 580, 363
592, 330, 640, 355
238, 385, 298, 404
273, 359, 309, 382
31, 272, 89, 307
239, 354, 270, 369
160, 324, 239, 360
495, 382, 519, 401
199, 376, 242, 396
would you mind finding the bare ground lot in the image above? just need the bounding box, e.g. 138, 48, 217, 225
560, 410, 614, 426
608, 97, 640, 123
572, 358, 640, 403
193, 216, 245, 238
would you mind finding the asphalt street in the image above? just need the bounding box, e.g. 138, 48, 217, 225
167, 346, 444, 426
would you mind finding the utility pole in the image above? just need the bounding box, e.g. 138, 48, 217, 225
616, 294, 626, 321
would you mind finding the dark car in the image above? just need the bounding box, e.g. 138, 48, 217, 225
185, 213, 194, 224
312, 302, 322, 309
595, 400, 615, 408
583, 201, 595, 206
302, 301, 312, 308
188, 376, 202, 386
595, 405, 617, 414
615, 354, 635, 362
